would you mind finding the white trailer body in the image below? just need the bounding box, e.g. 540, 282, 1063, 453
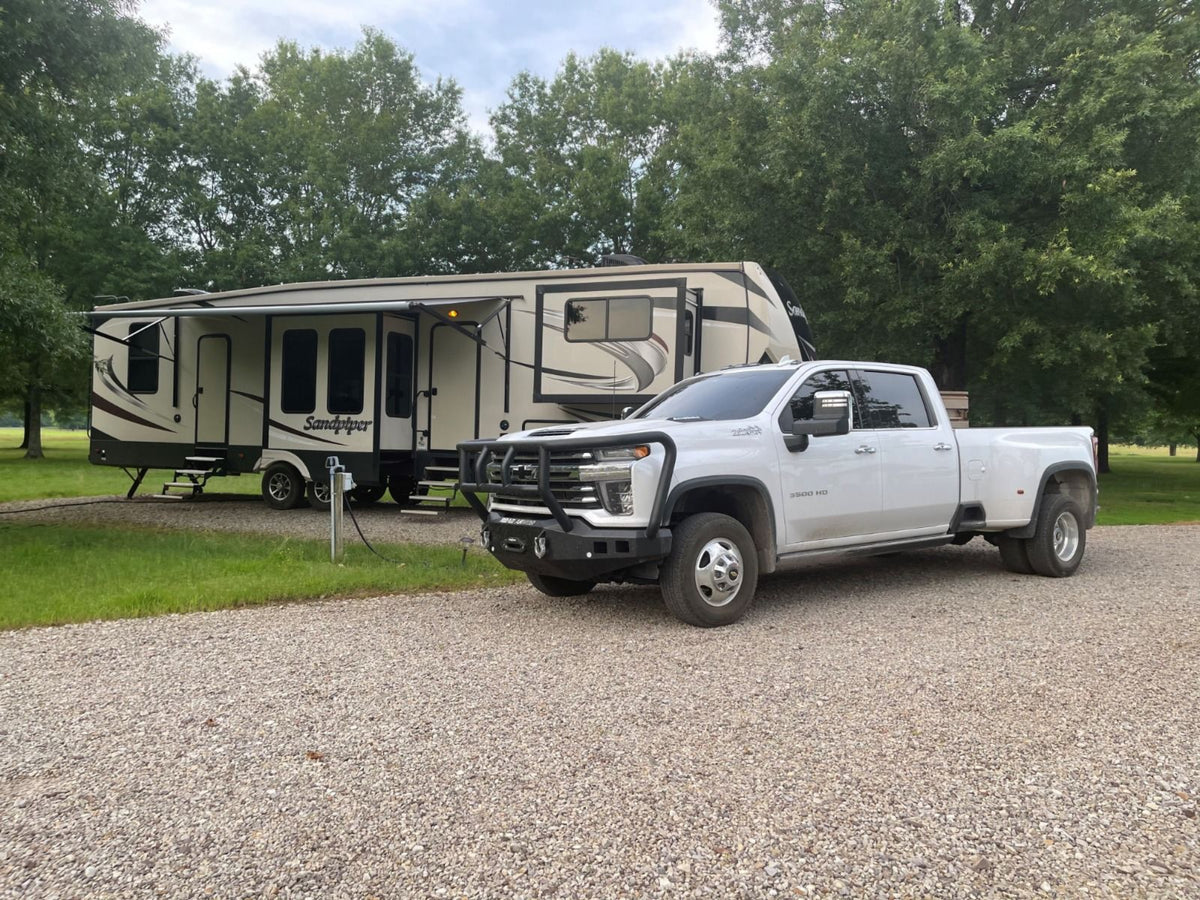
86, 262, 814, 504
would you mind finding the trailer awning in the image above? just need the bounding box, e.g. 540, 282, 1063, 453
87, 296, 512, 319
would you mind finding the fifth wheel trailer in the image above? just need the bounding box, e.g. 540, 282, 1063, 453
86, 262, 816, 509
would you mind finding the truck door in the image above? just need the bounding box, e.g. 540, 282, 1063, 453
854, 368, 959, 535
776, 368, 882, 549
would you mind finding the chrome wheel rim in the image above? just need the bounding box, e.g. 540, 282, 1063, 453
268, 472, 293, 502
1052, 511, 1080, 562
312, 482, 331, 503
693, 537, 744, 608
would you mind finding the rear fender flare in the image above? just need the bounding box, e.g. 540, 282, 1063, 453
1006, 463, 1097, 539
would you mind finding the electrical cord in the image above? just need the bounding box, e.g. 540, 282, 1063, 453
0, 497, 131, 516
341, 493, 405, 564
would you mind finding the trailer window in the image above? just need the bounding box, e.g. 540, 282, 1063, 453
856, 370, 934, 428
327, 328, 365, 414
127, 322, 159, 394
386, 332, 413, 418
281, 329, 317, 413
564, 296, 652, 342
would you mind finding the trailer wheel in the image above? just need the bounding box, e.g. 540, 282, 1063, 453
307, 481, 333, 511
388, 476, 418, 505
996, 535, 1035, 574
527, 572, 596, 597
350, 484, 387, 506
261, 463, 305, 510
1025, 493, 1086, 577
661, 513, 759, 627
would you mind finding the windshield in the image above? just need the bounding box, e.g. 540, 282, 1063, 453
633, 369, 794, 421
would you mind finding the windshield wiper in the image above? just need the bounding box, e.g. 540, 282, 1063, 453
667, 415, 708, 422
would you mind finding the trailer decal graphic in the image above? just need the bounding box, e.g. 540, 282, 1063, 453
268, 418, 341, 445
90, 392, 174, 432
304, 416, 372, 436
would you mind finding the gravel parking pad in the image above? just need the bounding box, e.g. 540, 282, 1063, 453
1, 525, 1197, 898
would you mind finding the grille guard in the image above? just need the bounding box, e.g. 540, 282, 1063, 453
457, 431, 677, 538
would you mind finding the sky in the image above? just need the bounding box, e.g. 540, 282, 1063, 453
135, 0, 725, 135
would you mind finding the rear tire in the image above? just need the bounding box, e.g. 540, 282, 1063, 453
661, 513, 759, 627
996, 535, 1035, 574
388, 476, 418, 505
527, 572, 596, 597
1025, 494, 1086, 577
262, 463, 305, 510
350, 484, 387, 506
307, 481, 333, 511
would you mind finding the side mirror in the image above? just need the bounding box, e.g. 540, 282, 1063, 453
620, 406, 635, 419
785, 390, 852, 451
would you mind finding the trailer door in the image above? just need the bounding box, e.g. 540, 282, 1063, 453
380, 317, 417, 452
534, 278, 688, 406
195, 334, 230, 447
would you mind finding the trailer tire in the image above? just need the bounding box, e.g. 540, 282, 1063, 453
996, 535, 1035, 574
262, 463, 305, 510
350, 484, 387, 506
1025, 493, 1086, 577
307, 481, 333, 511
527, 572, 596, 597
388, 476, 418, 505
661, 513, 758, 627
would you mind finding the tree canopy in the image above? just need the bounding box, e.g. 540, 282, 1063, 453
3, 0, 1200, 460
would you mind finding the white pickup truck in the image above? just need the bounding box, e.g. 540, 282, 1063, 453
458, 360, 1098, 627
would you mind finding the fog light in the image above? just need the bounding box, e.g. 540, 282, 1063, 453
600, 481, 634, 515
534, 531, 548, 558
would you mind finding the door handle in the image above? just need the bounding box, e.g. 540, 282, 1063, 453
934, 442, 953, 452
854, 445, 876, 455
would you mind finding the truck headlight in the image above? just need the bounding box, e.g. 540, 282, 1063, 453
578, 445, 648, 515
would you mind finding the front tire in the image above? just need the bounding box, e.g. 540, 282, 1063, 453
661, 513, 759, 627
261, 463, 305, 510
527, 572, 596, 597
1025, 494, 1086, 577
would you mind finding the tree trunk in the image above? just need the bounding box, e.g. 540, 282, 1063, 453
930, 317, 968, 390
24, 387, 44, 460
1169, 443, 1177, 456
1095, 404, 1110, 474
18, 400, 31, 449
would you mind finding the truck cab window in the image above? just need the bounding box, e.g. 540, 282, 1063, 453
781, 369, 858, 430
327, 328, 365, 414
856, 370, 933, 428
281, 329, 317, 413
127, 322, 160, 394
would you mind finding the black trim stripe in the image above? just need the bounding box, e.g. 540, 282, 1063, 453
268, 418, 342, 445
90, 392, 174, 432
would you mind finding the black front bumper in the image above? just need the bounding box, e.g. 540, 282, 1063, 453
482, 513, 672, 581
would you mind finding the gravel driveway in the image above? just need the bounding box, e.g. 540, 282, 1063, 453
1, 525, 1197, 898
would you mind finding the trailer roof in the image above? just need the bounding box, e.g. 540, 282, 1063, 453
89, 262, 754, 317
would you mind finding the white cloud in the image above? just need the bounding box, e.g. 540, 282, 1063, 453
136, 0, 724, 135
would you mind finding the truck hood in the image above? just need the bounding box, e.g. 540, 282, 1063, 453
505, 417, 696, 443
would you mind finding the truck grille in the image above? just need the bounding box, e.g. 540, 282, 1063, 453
487, 450, 601, 510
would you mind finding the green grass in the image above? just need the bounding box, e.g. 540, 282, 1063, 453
1097, 447, 1200, 525
0, 523, 521, 630
0, 427, 259, 501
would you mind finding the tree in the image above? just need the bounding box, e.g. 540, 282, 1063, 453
665, 0, 1200, 470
